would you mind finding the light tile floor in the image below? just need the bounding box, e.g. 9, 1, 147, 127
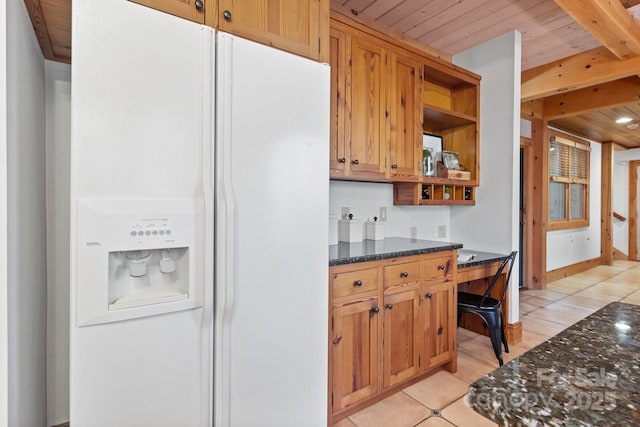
334, 259, 640, 427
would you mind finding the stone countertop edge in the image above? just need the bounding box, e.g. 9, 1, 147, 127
328, 237, 463, 267
467, 302, 640, 427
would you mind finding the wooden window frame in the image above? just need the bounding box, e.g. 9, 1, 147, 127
548, 130, 590, 231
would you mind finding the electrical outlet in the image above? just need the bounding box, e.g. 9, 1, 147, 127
379, 207, 387, 222
341, 207, 350, 219
438, 225, 446, 238
410, 226, 418, 239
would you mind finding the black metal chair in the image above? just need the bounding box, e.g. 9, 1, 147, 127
457, 251, 517, 366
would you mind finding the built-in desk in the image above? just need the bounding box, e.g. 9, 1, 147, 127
457, 250, 518, 344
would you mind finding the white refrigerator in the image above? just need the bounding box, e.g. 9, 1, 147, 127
70, 1, 329, 426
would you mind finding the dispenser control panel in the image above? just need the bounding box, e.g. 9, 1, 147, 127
129, 222, 173, 238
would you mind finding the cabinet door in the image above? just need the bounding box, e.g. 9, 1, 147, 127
329, 26, 348, 177
331, 299, 382, 412
130, 0, 205, 23
218, 0, 326, 61
348, 36, 388, 178
423, 282, 456, 368
383, 287, 420, 388
389, 52, 421, 179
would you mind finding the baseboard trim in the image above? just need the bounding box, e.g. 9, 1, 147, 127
52, 423, 69, 427
613, 247, 628, 260
546, 256, 602, 283
506, 321, 522, 345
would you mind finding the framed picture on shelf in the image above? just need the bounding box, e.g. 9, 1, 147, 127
422, 133, 442, 177
441, 150, 460, 170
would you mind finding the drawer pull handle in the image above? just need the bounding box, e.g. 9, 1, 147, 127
386, 304, 393, 310
332, 336, 342, 345
426, 293, 432, 299
354, 280, 363, 287
371, 306, 380, 314
401, 271, 408, 278
437, 327, 443, 335
438, 264, 446, 271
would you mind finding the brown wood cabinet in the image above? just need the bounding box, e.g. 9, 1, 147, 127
329, 251, 457, 422
131, 0, 329, 62
218, 0, 328, 62
130, 0, 206, 23
388, 52, 422, 181
347, 35, 388, 179
329, 12, 481, 205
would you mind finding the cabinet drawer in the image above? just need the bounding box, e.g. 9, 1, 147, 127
332, 268, 379, 299
421, 256, 453, 282
384, 262, 420, 288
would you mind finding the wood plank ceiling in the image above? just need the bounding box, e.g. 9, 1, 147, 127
24, 0, 640, 147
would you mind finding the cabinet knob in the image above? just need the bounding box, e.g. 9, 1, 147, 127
332, 336, 342, 345
438, 264, 446, 271
338, 157, 346, 163
371, 306, 380, 314
426, 293, 432, 299
195, 0, 204, 11
401, 271, 408, 278
354, 280, 363, 287
223, 9, 232, 21
353, 159, 359, 165
391, 164, 398, 169
437, 326, 443, 335
386, 303, 393, 309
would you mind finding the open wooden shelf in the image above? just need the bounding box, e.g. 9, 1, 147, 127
423, 105, 476, 131
394, 181, 476, 206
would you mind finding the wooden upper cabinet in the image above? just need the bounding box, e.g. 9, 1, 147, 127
348, 36, 388, 179
130, 0, 206, 23
329, 26, 349, 177
218, 0, 329, 62
389, 52, 421, 181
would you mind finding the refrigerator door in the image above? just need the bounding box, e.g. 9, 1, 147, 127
215, 33, 329, 426
70, 1, 213, 425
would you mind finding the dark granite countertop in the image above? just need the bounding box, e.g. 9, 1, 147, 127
457, 249, 509, 269
328, 237, 462, 266
469, 302, 640, 426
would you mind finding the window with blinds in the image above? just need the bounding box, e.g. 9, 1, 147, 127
548, 132, 590, 230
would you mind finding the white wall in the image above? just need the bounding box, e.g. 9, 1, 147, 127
329, 181, 451, 244
546, 136, 602, 271
612, 148, 640, 257
6, 0, 48, 425
0, 1, 9, 425
45, 60, 71, 426
451, 31, 521, 323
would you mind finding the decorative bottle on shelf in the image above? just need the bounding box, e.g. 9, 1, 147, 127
423, 148, 433, 176
422, 185, 430, 200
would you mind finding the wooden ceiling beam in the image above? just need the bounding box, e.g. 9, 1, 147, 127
554, 0, 640, 59
521, 46, 640, 100
543, 77, 640, 120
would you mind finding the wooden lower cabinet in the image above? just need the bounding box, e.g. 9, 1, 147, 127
329, 251, 457, 422
331, 298, 381, 412
382, 285, 421, 388
423, 281, 457, 370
